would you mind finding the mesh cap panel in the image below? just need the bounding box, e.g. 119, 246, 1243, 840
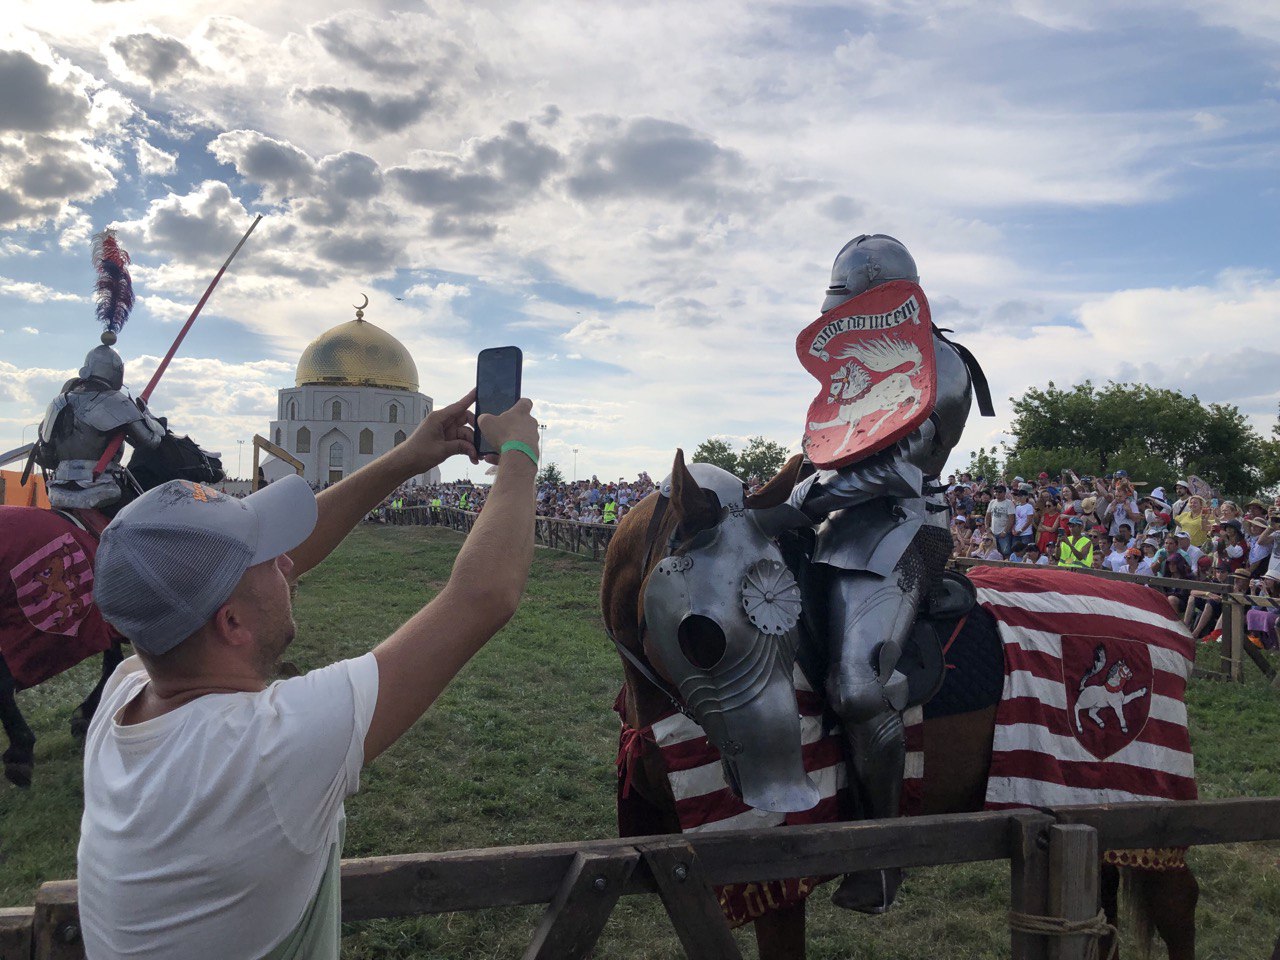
95, 523, 254, 655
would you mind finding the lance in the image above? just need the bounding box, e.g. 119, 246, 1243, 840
92, 214, 263, 478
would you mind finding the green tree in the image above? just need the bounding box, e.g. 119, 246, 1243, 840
1005, 380, 1269, 497
690, 437, 741, 475
736, 435, 789, 481
962, 446, 1003, 481
537, 461, 564, 485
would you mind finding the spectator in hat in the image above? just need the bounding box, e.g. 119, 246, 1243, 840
1171, 480, 1192, 517
1174, 530, 1203, 567
1057, 516, 1093, 568
77, 395, 541, 958
1185, 568, 1234, 639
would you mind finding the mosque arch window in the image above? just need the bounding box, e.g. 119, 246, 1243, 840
330, 443, 344, 467
296, 427, 311, 454
275, 428, 282, 447
388, 403, 399, 423
288, 400, 297, 420
331, 400, 342, 421
359, 429, 374, 455
394, 430, 406, 446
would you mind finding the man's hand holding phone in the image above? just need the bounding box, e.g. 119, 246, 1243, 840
477, 399, 539, 467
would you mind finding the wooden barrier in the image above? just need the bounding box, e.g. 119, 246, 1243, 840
383, 505, 619, 560
7, 798, 1280, 960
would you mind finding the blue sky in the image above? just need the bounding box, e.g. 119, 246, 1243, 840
2, 1, 1278, 482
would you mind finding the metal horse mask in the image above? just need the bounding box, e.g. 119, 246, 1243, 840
641, 458, 818, 813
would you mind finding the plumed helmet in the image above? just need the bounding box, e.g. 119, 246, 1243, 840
78, 343, 125, 390
822, 234, 919, 313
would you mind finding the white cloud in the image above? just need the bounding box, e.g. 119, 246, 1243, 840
21, 326, 38, 334
402, 281, 470, 302
135, 137, 177, 176
0, 240, 39, 257
0, 277, 85, 302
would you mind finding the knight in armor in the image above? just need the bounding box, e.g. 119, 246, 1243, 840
26, 230, 167, 511
788, 235, 993, 911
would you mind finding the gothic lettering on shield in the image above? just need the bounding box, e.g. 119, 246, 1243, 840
1060, 634, 1153, 760
796, 280, 938, 470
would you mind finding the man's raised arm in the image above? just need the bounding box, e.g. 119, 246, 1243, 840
363, 399, 539, 763
287, 390, 479, 580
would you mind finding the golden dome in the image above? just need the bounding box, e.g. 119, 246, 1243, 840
295, 311, 419, 392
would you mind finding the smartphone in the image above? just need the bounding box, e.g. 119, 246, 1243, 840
474, 346, 523, 456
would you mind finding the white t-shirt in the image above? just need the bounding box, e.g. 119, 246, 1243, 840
78, 654, 380, 960
1013, 502, 1035, 536
1103, 549, 1128, 572
987, 498, 1014, 535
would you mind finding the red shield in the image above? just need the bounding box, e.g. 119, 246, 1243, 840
796, 281, 937, 469
9, 533, 94, 638
1060, 634, 1153, 760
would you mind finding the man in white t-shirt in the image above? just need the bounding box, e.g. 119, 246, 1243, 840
80, 393, 541, 960
986, 485, 1015, 557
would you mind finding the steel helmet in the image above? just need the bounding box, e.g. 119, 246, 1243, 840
822, 234, 918, 313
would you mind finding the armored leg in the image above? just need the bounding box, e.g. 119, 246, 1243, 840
825, 551, 924, 913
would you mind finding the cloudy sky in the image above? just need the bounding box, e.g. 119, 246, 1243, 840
2, 1, 1278, 483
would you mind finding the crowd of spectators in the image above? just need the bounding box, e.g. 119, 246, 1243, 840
946, 469, 1280, 645
369, 472, 658, 526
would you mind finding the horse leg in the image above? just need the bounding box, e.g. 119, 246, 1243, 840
0, 655, 36, 788
70, 641, 125, 740
1139, 867, 1198, 960
1099, 863, 1121, 960
753, 900, 805, 960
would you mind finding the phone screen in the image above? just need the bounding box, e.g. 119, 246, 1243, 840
475, 346, 523, 455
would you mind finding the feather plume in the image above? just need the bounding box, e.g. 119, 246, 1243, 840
91, 229, 133, 337
835, 335, 922, 374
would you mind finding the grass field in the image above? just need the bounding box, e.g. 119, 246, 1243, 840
2, 524, 1279, 958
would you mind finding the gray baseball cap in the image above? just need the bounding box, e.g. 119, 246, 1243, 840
93, 475, 317, 655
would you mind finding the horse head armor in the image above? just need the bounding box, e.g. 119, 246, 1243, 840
642, 456, 819, 813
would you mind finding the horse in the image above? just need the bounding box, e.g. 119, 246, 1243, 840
601, 450, 1198, 960
0, 431, 223, 787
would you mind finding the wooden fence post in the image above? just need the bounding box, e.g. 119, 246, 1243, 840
1009, 813, 1054, 960
1046, 824, 1100, 960
31, 881, 81, 960
1228, 599, 1246, 683
635, 839, 743, 960
523, 849, 638, 960
0, 907, 34, 960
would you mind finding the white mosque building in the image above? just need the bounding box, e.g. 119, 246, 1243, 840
261, 301, 440, 487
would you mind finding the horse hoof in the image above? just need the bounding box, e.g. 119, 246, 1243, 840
4, 762, 33, 789
832, 867, 903, 914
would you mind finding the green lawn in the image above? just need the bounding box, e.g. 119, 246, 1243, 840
2, 525, 1278, 958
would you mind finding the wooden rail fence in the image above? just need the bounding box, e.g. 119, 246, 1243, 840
4, 797, 1280, 960
382, 505, 619, 560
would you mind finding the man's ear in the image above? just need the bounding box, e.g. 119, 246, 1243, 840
207, 597, 255, 649
669, 449, 720, 540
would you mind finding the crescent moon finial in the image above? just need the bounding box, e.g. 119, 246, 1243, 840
354, 292, 368, 320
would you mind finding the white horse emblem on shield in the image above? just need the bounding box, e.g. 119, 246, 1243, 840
1074, 659, 1148, 734
806, 336, 924, 446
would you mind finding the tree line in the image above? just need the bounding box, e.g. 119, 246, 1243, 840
967, 381, 1280, 498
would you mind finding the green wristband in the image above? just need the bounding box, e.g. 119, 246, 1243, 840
500, 440, 539, 466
